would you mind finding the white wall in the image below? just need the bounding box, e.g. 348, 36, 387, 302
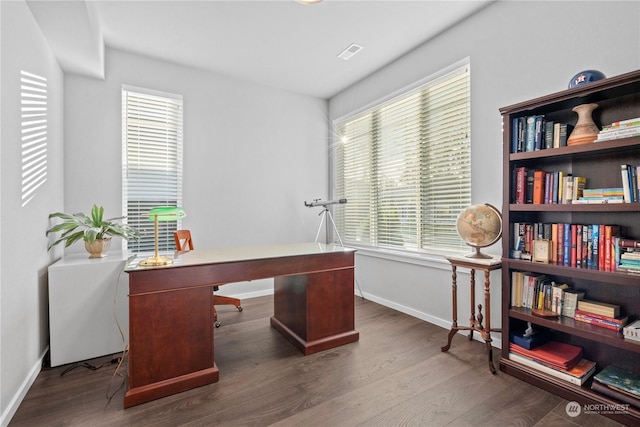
330, 1, 640, 344
64, 47, 330, 297
0, 1, 65, 424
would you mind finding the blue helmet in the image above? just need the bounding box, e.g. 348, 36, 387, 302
568, 70, 606, 89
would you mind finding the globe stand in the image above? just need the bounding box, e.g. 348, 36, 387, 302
465, 246, 492, 259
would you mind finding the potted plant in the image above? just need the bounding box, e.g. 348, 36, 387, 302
46, 204, 139, 258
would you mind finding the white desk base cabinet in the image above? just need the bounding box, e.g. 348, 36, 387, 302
48, 251, 130, 367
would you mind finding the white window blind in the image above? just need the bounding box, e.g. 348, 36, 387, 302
334, 64, 471, 255
21, 70, 48, 207
122, 87, 183, 253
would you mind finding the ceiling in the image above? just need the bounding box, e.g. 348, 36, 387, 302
27, 0, 493, 99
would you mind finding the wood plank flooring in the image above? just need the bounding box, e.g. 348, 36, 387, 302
9, 295, 625, 426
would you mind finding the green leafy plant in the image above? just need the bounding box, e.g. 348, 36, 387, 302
46, 204, 139, 250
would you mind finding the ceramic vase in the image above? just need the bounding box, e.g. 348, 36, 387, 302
84, 238, 111, 258
567, 103, 599, 145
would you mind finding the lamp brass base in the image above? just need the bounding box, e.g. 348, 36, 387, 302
139, 255, 173, 267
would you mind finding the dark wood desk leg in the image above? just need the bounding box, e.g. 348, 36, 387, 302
484, 269, 496, 375
441, 265, 458, 352
468, 268, 476, 341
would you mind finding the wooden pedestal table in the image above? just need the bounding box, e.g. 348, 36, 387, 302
441, 255, 502, 374
124, 242, 359, 408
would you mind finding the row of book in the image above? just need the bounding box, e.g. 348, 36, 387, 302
511, 115, 573, 153
509, 336, 640, 409
510, 273, 631, 329
596, 116, 640, 142
621, 164, 640, 202
619, 248, 640, 274
510, 271, 575, 314
511, 222, 637, 271
512, 165, 640, 204
509, 336, 595, 385
513, 167, 586, 204
511, 115, 640, 154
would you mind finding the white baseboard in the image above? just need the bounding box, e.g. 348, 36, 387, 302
1, 347, 48, 427
355, 289, 503, 349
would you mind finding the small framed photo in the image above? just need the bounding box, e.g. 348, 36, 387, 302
533, 239, 551, 263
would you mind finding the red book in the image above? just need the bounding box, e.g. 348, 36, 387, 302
599, 224, 605, 270
576, 225, 583, 268
557, 223, 564, 264
510, 341, 582, 370
515, 167, 527, 204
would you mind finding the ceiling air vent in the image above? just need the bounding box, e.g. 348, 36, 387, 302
337, 43, 363, 61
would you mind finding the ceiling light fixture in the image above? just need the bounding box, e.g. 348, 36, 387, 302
337, 43, 363, 61
295, 0, 323, 4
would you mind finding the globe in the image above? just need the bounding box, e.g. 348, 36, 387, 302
456, 203, 502, 259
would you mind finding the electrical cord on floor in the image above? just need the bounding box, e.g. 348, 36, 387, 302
60, 358, 117, 377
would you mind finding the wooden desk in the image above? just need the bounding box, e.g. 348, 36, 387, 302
441, 255, 502, 374
124, 242, 359, 408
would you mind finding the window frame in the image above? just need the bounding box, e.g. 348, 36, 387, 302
121, 85, 184, 254
331, 60, 471, 257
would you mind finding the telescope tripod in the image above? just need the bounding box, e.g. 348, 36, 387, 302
314, 208, 364, 299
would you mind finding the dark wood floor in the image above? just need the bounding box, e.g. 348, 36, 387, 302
10, 295, 625, 426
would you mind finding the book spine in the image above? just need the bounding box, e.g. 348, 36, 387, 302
533, 170, 545, 204
570, 224, 577, 267
599, 224, 605, 270
534, 115, 544, 150
582, 226, 589, 268
544, 120, 554, 149
557, 223, 564, 264
526, 116, 536, 152
563, 223, 571, 266
515, 167, 526, 204
512, 117, 519, 153
590, 224, 599, 270
551, 223, 558, 264
544, 173, 552, 204
621, 164, 632, 202
576, 225, 583, 268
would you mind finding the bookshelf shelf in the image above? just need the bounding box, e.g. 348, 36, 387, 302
509, 203, 640, 212
509, 135, 640, 162
509, 308, 640, 352
501, 69, 640, 425
506, 259, 640, 287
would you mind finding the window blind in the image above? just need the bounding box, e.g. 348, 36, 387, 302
334, 64, 471, 255
122, 87, 183, 253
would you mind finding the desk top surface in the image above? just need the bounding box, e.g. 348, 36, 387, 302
125, 242, 355, 272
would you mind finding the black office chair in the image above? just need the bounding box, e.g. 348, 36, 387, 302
174, 230, 243, 327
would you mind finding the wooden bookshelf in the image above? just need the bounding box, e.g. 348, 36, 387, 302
500, 69, 640, 426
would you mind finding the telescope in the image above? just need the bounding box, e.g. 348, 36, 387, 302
304, 198, 347, 208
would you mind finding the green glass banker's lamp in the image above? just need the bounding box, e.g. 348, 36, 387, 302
139, 206, 186, 267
